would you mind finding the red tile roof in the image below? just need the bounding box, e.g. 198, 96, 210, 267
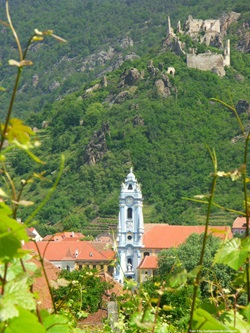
90, 241, 115, 260
30, 256, 60, 309
137, 255, 158, 269
232, 217, 249, 228
23, 240, 115, 262
42, 232, 85, 242
143, 224, 232, 249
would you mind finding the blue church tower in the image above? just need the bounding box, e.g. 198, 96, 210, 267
115, 168, 144, 283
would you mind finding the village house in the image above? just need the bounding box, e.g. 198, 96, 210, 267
232, 216, 249, 236
23, 239, 115, 274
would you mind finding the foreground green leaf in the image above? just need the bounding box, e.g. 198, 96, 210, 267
41, 311, 70, 333
220, 310, 250, 333
0, 202, 28, 262
0, 276, 36, 321
192, 308, 240, 332
213, 238, 250, 270
4, 308, 45, 333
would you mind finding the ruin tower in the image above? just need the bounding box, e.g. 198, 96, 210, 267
224, 39, 230, 67
167, 16, 174, 37
114, 169, 144, 284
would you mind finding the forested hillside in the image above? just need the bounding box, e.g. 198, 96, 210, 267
0, 0, 249, 118
1, 0, 250, 236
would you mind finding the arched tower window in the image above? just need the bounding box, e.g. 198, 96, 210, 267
128, 184, 133, 190
127, 258, 133, 271
127, 258, 132, 265
127, 208, 132, 219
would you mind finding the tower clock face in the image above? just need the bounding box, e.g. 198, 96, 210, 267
126, 196, 134, 205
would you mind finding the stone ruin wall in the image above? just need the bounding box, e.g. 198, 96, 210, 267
187, 53, 224, 73
186, 17, 221, 35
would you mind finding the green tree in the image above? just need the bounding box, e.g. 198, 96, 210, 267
53, 268, 110, 317
157, 233, 236, 297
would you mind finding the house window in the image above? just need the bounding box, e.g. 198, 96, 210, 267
127, 208, 132, 219
93, 265, 96, 269
144, 252, 150, 257
100, 265, 104, 270
108, 265, 113, 274
66, 265, 70, 271
79, 265, 82, 270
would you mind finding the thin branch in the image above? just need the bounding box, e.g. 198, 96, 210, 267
6, 0, 23, 60
188, 149, 218, 332
211, 98, 245, 138
242, 133, 250, 302
0, 67, 22, 151
1, 263, 8, 295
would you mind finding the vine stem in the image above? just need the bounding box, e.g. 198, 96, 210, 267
1, 263, 8, 295
0, 0, 24, 152
243, 134, 250, 302
188, 149, 218, 332
0, 1, 34, 152
0, 67, 22, 152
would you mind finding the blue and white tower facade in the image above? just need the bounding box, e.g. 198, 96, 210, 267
115, 168, 144, 283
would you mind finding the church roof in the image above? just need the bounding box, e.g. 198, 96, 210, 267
137, 255, 158, 269
143, 224, 232, 249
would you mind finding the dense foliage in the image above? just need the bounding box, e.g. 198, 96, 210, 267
0, 0, 249, 234
157, 233, 237, 295
53, 269, 110, 319
18, 50, 250, 235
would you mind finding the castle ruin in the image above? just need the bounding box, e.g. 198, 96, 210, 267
166, 13, 240, 76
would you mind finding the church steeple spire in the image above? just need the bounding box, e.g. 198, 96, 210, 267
115, 169, 144, 283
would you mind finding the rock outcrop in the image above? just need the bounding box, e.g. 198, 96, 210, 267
236, 100, 250, 115
237, 23, 250, 53
155, 74, 172, 97
133, 115, 144, 127
112, 91, 130, 104
49, 81, 60, 92
119, 68, 141, 87
147, 60, 159, 77
220, 12, 241, 36
32, 74, 39, 87
84, 123, 110, 165
124, 68, 141, 85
